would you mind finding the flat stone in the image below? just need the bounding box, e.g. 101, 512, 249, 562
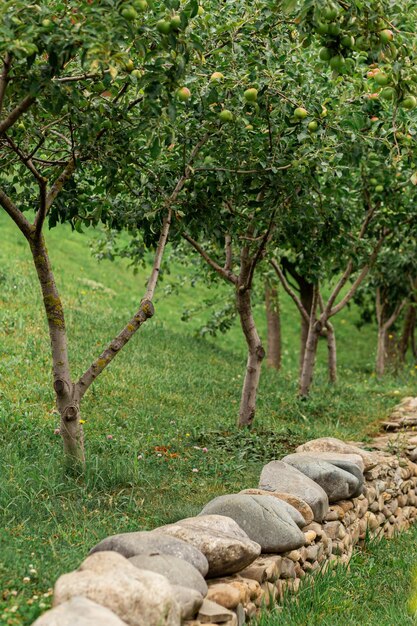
129, 554, 207, 596
283, 457, 359, 503
199, 494, 305, 553
32, 597, 128, 626
295, 437, 377, 471
53, 551, 180, 626
155, 515, 261, 578
89, 531, 208, 576
198, 599, 235, 624
171, 586, 204, 620
259, 461, 329, 522
282, 451, 365, 472
239, 488, 313, 525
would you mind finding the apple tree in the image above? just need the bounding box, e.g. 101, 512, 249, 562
0, 0, 210, 469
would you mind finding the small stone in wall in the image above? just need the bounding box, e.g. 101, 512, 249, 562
170, 585, 204, 620
206, 583, 242, 609
238, 555, 283, 583
197, 599, 236, 624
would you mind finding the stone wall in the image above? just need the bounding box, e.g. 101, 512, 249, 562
33, 398, 417, 626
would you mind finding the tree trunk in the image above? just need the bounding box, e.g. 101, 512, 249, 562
299, 287, 319, 398
326, 322, 337, 383
29, 231, 85, 468
265, 284, 281, 370
385, 331, 399, 371
399, 305, 416, 364
237, 287, 265, 427
376, 328, 387, 377
299, 280, 314, 373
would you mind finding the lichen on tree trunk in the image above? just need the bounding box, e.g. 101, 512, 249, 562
29, 231, 85, 468
237, 287, 265, 427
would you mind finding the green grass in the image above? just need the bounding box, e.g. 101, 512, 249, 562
1, 211, 417, 624
257, 528, 417, 626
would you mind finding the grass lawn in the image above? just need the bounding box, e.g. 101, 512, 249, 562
1, 211, 417, 624
257, 528, 417, 626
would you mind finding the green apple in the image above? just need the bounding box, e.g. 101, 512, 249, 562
322, 6, 338, 21
401, 96, 417, 110
210, 72, 224, 82
219, 109, 234, 122
379, 29, 394, 44
41, 18, 54, 30
171, 14, 182, 30
177, 87, 191, 102
374, 72, 390, 86
244, 88, 258, 103
133, 0, 148, 10
156, 19, 171, 34
328, 23, 341, 36
319, 47, 332, 62
315, 22, 329, 35
379, 86, 396, 100
341, 35, 355, 49
294, 107, 308, 120
329, 55, 344, 72
121, 5, 138, 20
308, 121, 319, 132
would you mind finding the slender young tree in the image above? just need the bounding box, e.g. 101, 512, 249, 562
353, 242, 417, 376
265, 282, 282, 371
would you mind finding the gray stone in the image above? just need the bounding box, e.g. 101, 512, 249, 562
295, 437, 378, 471
283, 457, 359, 503
239, 488, 314, 525
89, 531, 208, 576
53, 551, 180, 626
128, 554, 207, 596
283, 454, 364, 497
155, 515, 261, 578
171, 586, 204, 620
259, 461, 329, 522
199, 494, 305, 553
324, 460, 364, 497
283, 451, 365, 472
32, 597, 128, 626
